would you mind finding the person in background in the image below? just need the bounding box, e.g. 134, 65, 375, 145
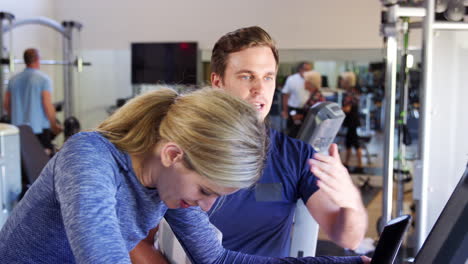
4, 48, 62, 154
341, 72, 364, 173
290, 70, 326, 126
281, 61, 313, 137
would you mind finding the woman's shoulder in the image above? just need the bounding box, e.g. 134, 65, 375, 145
58, 132, 116, 159
65, 131, 107, 146
59, 132, 131, 171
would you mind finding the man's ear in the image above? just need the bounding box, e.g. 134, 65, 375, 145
211, 72, 222, 88
160, 142, 184, 168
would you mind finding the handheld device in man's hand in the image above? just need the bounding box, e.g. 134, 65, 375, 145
370, 214, 412, 264
297, 102, 345, 153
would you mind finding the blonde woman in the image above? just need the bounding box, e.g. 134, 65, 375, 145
303, 70, 326, 110
290, 70, 326, 124
0, 88, 365, 263
341, 72, 364, 173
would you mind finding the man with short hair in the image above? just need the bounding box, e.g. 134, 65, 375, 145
131, 26, 368, 262
281, 61, 313, 137
209, 26, 367, 257
4, 48, 62, 152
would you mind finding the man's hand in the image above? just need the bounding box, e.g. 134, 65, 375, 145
308, 143, 362, 210
291, 114, 304, 121
51, 123, 63, 136
130, 226, 170, 264
361, 256, 371, 264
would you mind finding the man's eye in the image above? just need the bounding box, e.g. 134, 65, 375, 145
241, 75, 252, 80
264, 76, 274, 81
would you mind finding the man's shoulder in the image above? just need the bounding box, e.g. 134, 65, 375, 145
33, 70, 52, 82
8, 71, 24, 83
288, 73, 302, 81
268, 128, 314, 161
284, 73, 300, 84
269, 128, 309, 147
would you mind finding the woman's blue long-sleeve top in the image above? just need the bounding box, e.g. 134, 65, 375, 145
0, 132, 362, 264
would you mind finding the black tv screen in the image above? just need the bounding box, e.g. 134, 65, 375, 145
131, 42, 197, 85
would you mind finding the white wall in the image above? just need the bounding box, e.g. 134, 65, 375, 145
76, 50, 131, 129
416, 30, 468, 242
2, 0, 58, 55
52, 0, 385, 129
5, 0, 386, 131
54, 0, 383, 50
2, 0, 62, 101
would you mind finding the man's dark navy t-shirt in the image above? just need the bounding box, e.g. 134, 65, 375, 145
209, 128, 319, 257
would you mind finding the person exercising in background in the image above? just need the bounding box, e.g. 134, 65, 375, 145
281, 61, 313, 137
131, 26, 368, 262
341, 72, 364, 173
291, 70, 326, 126
4, 48, 62, 153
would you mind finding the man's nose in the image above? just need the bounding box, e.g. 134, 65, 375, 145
250, 79, 266, 96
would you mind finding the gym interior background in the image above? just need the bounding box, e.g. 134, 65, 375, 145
1, 0, 467, 263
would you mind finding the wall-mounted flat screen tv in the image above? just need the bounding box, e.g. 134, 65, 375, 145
132, 42, 197, 85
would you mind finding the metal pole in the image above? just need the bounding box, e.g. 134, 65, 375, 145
67, 25, 74, 119
382, 33, 397, 228
433, 21, 468, 30
62, 24, 71, 119
394, 6, 426, 18
417, 0, 435, 251
0, 17, 5, 118
379, 4, 399, 230
67, 23, 75, 119
3, 17, 67, 36
396, 18, 410, 217
11, 59, 70, 65
0, 13, 15, 118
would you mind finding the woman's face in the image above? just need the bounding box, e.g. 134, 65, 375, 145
157, 161, 238, 211
341, 78, 353, 90
305, 81, 317, 92
146, 142, 238, 212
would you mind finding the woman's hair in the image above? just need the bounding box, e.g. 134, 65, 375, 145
341, 71, 357, 88
96, 87, 268, 189
303, 70, 322, 89
211, 26, 279, 80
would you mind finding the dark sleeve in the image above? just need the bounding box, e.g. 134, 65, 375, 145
164, 207, 362, 264
54, 134, 131, 263
270, 256, 363, 264
297, 142, 320, 204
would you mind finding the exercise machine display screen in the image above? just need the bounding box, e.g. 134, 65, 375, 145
297, 102, 345, 153
414, 163, 468, 264
370, 214, 412, 264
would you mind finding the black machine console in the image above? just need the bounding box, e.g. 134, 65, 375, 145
297, 102, 345, 153
370, 214, 412, 264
